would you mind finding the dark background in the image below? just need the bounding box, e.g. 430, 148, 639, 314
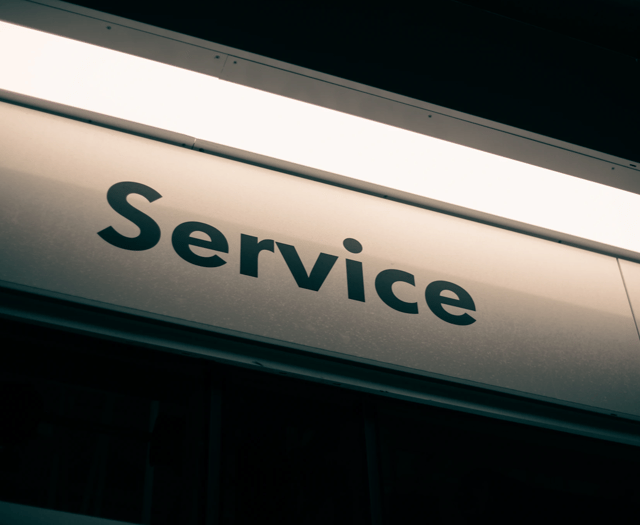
3, 313, 639, 525
63, 0, 639, 162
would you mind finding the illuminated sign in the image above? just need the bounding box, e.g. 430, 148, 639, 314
2, 102, 640, 418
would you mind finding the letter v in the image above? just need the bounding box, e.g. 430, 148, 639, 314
276, 242, 338, 291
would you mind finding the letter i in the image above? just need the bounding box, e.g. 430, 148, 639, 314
343, 238, 365, 302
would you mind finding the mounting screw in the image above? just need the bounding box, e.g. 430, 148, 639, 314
106, 26, 111, 30
215, 55, 220, 59
233, 60, 237, 64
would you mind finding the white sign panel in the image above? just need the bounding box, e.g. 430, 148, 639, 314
2, 101, 640, 416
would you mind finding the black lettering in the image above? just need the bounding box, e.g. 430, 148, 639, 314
346, 260, 365, 302
276, 242, 338, 291
240, 235, 275, 277
344, 238, 365, 302
171, 221, 228, 268
425, 280, 476, 325
97, 181, 162, 251
375, 269, 418, 314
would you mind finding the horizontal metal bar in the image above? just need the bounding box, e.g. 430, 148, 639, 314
0, 89, 196, 148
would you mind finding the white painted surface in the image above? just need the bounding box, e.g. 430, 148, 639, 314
1, 102, 640, 416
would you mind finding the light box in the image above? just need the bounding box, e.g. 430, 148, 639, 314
1, 20, 639, 255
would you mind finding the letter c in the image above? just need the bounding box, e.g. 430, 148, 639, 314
375, 269, 419, 314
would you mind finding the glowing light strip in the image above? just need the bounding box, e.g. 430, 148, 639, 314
1, 20, 638, 253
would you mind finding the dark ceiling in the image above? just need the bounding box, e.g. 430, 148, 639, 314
63, 0, 639, 162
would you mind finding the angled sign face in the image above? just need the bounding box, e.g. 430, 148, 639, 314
2, 102, 640, 417
618, 260, 640, 339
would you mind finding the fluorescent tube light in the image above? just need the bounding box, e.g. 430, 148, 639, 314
1, 20, 638, 254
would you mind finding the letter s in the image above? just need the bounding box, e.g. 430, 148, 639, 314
97, 181, 162, 251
